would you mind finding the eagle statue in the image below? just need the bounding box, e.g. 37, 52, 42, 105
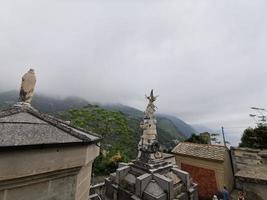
19, 69, 36, 103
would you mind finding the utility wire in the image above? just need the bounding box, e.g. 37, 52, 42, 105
222, 126, 249, 129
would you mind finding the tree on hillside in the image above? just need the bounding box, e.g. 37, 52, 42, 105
185, 133, 208, 144
239, 125, 267, 149
61, 105, 137, 175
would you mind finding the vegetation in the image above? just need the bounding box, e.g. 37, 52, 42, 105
0, 91, 194, 174
61, 105, 137, 175
0, 91, 194, 144
184, 133, 209, 144
103, 104, 187, 149
104, 104, 188, 148
239, 125, 267, 149
159, 114, 196, 138
61, 104, 191, 175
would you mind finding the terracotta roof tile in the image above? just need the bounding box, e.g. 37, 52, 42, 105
172, 142, 226, 161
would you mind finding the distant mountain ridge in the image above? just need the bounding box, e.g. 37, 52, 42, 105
158, 114, 196, 138
0, 90, 196, 149
103, 103, 195, 138
0, 90, 88, 114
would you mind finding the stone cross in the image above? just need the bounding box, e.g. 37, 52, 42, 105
19, 69, 36, 104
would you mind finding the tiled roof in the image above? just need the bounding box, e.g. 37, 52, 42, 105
0, 103, 101, 148
235, 165, 267, 182
172, 142, 226, 162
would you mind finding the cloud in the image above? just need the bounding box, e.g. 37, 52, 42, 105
1, 0, 266, 143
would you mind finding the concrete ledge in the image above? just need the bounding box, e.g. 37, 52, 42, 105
0, 167, 80, 191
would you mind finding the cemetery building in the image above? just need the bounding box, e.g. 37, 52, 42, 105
172, 142, 233, 200
230, 147, 267, 200
104, 90, 198, 200
0, 70, 101, 200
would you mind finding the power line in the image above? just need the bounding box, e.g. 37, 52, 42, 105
222, 126, 248, 129
250, 106, 267, 126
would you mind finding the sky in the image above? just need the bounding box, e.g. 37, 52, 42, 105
1, 0, 267, 145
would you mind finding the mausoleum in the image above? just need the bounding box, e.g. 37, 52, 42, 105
0, 70, 101, 200
104, 90, 198, 200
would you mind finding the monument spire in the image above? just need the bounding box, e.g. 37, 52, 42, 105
18, 69, 36, 104
137, 89, 162, 165
144, 89, 158, 120
104, 89, 198, 200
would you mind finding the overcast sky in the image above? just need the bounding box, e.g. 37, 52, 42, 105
1, 0, 267, 144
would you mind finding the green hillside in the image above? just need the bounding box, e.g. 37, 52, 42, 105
0, 90, 196, 175
0, 91, 194, 149
103, 104, 194, 139
0, 90, 88, 114
159, 114, 196, 138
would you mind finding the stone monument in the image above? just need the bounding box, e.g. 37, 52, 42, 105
104, 90, 198, 200
0, 70, 101, 200
136, 90, 164, 168
19, 68, 36, 103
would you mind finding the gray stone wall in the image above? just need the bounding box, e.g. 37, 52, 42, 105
0, 144, 99, 200
235, 180, 267, 200
230, 147, 263, 174
0, 168, 78, 200
231, 147, 267, 200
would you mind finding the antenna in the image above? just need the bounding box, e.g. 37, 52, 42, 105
250, 107, 267, 126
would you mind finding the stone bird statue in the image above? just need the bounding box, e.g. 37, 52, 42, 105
19, 69, 36, 104
146, 89, 158, 103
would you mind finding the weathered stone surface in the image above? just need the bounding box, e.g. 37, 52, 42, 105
0, 105, 101, 148
171, 168, 190, 189
19, 69, 36, 103
6, 181, 49, 200
0, 144, 99, 200
0, 145, 98, 181
0, 191, 4, 200
143, 180, 165, 199
48, 176, 76, 200
153, 173, 173, 200
0, 173, 77, 200
231, 147, 267, 200
0, 71, 102, 200
76, 164, 92, 200
138, 90, 161, 160
116, 166, 130, 184
104, 90, 198, 200
136, 173, 152, 196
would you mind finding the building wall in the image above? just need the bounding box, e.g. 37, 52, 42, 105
75, 161, 94, 200
181, 163, 217, 200
0, 168, 78, 200
231, 147, 267, 200
236, 179, 267, 200
174, 154, 233, 199
230, 147, 262, 174
0, 144, 99, 200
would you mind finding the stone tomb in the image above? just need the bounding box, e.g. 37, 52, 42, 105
105, 162, 198, 200
0, 103, 101, 200
104, 90, 198, 200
